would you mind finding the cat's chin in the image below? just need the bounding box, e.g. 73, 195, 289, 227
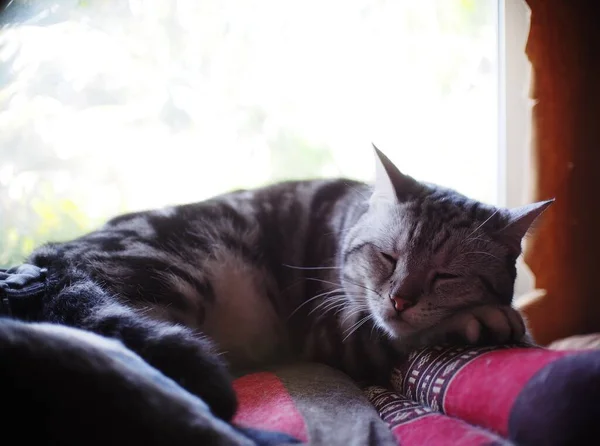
378, 313, 415, 339
369, 303, 415, 339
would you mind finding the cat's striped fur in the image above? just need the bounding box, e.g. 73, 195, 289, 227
24, 148, 552, 420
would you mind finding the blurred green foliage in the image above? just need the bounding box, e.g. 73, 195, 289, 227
0, 182, 96, 266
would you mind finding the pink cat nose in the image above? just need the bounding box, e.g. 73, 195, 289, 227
391, 296, 412, 312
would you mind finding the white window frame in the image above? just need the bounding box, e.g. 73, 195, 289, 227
498, 0, 536, 298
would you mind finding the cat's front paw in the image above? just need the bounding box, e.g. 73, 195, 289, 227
439, 304, 526, 345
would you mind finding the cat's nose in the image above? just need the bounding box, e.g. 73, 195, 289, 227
390, 295, 413, 313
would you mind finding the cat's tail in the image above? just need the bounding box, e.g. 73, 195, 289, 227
2, 260, 239, 422
0, 317, 253, 446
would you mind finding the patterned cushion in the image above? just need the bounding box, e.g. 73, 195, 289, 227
366, 345, 600, 446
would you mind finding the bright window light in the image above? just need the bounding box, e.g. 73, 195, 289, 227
0, 0, 500, 266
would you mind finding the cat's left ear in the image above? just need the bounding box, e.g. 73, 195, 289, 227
371, 144, 420, 204
500, 199, 555, 250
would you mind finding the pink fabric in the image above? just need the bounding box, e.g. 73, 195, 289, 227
366, 386, 505, 446
232, 372, 308, 442
443, 348, 571, 436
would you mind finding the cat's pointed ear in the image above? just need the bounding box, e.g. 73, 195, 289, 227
371, 144, 419, 204
500, 199, 555, 250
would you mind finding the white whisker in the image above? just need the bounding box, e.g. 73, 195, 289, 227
344, 182, 369, 201
466, 209, 500, 238
308, 294, 347, 315
343, 314, 372, 342
306, 277, 344, 288
463, 236, 490, 244
341, 306, 369, 324
310, 276, 379, 296
462, 251, 501, 261
370, 323, 379, 339
283, 264, 342, 271
319, 301, 348, 317
287, 287, 343, 319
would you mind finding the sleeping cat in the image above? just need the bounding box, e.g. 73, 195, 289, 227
23, 147, 552, 421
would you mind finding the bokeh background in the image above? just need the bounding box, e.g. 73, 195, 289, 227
0, 0, 499, 266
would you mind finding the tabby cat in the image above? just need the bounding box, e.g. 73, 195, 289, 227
25, 147, 552, 420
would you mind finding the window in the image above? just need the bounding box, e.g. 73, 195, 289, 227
1, 0, 507, 269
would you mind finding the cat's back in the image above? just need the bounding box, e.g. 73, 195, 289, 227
32, 178, 358, 263
28, 178, 365, 369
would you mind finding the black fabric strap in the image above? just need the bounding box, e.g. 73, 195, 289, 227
0, 264, 47, 320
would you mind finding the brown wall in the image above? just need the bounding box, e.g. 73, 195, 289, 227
521, 0, 600, 345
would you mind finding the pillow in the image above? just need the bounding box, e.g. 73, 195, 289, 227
368, 344, 600, 446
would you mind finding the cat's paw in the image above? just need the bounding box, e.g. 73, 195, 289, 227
142, 329, 238, 421
87, 308, 238, 420
440, 304, 526, 345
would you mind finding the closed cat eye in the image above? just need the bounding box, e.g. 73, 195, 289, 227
433, 272, 460, 281
379, 252, 397, 264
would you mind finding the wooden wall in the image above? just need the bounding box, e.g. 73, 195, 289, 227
520, 0, 600, 344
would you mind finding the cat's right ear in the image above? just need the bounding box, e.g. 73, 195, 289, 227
499, 199, 555, 251
371, 144, 419, 204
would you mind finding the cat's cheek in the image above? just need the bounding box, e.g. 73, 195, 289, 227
394, 304, 446, 333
